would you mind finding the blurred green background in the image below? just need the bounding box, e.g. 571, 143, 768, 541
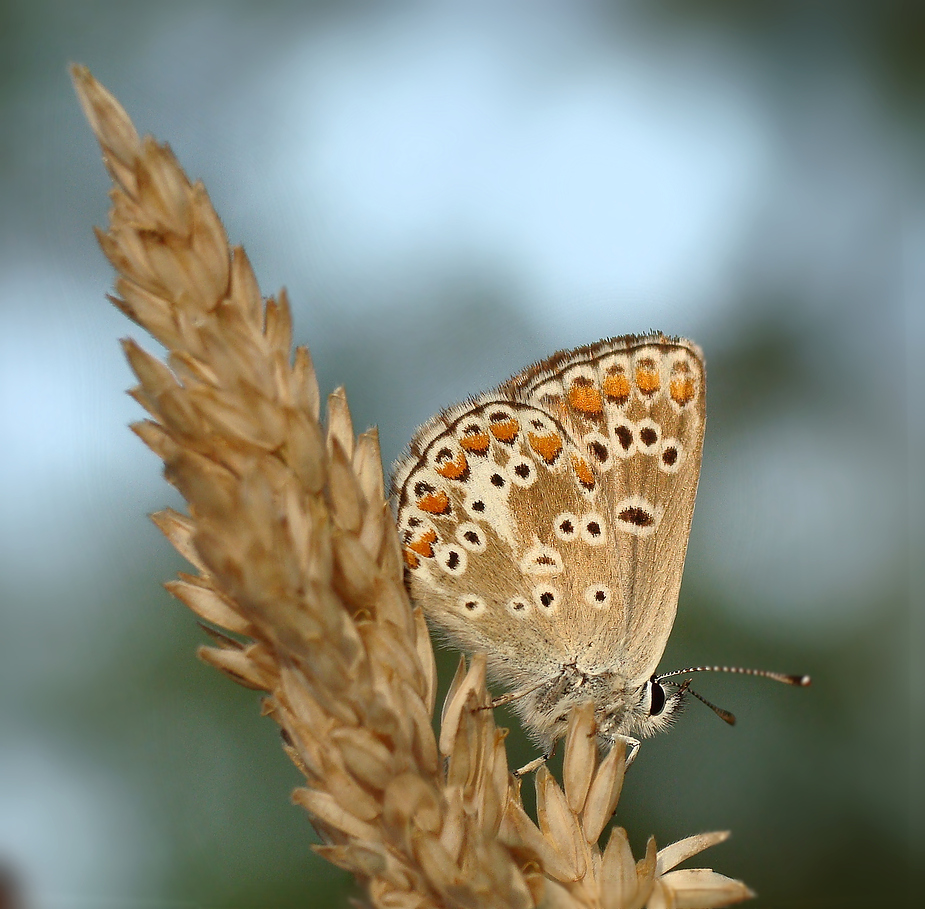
1, 1, 922, 906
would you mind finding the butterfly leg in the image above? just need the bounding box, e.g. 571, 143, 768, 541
621, 735, 641, 769
513, 752, 549, 777
488, 678, 547, 709
513, 739, 559, 777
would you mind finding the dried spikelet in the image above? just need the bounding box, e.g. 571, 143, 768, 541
73, 63, 754, 909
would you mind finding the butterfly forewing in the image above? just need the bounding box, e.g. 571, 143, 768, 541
394, 333, 705, 705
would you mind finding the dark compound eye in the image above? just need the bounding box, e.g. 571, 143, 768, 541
649, 680, 666, 717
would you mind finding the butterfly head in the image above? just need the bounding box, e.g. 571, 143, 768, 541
636, 675, 688, 736
595, 675, 688, 742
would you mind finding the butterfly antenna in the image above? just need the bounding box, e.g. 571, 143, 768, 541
686, 683, 737, 725
656, 665, 811, 687
658, 666, 809, 727
672, 677, 737, 726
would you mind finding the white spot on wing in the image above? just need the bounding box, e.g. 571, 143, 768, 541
521, 544, 562, 575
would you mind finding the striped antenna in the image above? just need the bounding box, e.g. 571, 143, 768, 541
659, 666, 810, 728
656, 666, 811, 687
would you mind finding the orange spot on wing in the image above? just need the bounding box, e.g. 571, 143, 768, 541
435, 451, 468, 480
529, 432, 563, 464
459, 431, 491, 454
602, 371, 630, 404
417, 490, 450, 515
670, 373, 696, 405
570, 455, 596, 490
489, 418, 520, 443
567, 380, 604, 414
403, 549, 420, 569
635, 359, 660, 395
407, 528, 438, 559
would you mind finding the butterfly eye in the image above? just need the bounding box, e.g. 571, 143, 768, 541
648, 679, 667, 717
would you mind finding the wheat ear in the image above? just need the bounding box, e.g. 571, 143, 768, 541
71, 64, 754, 909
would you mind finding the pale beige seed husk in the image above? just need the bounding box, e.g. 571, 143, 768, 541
563, 701, 597, 814
535, 766, 588, 881
649, 870, 755, 909
657, 832, 731, 875
165, 576, 252, 635
74, 62, 756, 909
600, 827, 640, 909
581, 737, 627, 845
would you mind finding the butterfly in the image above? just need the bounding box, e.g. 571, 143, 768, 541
394, 332, 806, 760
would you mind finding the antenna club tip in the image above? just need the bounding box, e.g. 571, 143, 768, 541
792, 674, 812, 687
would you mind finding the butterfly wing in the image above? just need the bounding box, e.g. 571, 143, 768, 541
393, 394, 604, 692
512, 334, 705, 682
394, 333, 705, 691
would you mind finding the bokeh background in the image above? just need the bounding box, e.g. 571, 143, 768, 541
2, 1, 922, 907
